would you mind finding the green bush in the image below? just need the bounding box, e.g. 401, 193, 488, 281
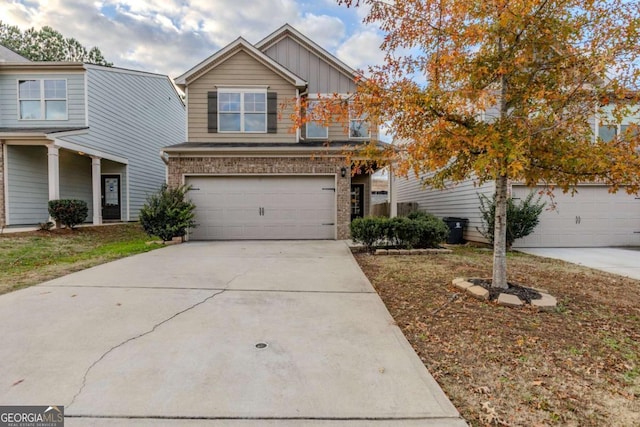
414, 216, 450, 248
350, 217, 388, 250
350, 212, 449, 250
139, 184, 196, 241
388, 216, 420, 248
48, 199, 88, 229
478, 191, 546, 248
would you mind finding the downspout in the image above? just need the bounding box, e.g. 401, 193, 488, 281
298, 88, 309, 142
159, 150, 169, 165
159, 150, 170, 185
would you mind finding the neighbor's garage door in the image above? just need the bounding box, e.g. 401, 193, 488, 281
186, 176, 336, 240
512, 185, 640, 247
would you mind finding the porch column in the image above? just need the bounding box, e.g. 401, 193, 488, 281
47, 145, 60, 201
91, 156, 102, 225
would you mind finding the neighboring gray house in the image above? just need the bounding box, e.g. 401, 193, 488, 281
392, 111, 640, 248
0, 48, 185, 227
163, 24, 380, 240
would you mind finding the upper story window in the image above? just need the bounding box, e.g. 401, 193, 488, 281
18, 79, 67, 120
218, 89, 266, 133
598, 123, 638, 142
349, 113, 370, 139
306, 100, 328, 139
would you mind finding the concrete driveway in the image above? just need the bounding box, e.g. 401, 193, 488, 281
0, 241, 466, 426
517, 247, 640, 280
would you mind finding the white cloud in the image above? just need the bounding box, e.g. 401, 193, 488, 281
336, 29, 385, 70
0, 0, 378, 78
293, 14, 346, 51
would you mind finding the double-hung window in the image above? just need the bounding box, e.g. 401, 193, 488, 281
218, 89, 266, 132
18, 79, 67, 120
349, 105, 370, 139
306, 100, 328, 139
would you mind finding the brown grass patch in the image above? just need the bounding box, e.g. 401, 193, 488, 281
355, 248, 640, 426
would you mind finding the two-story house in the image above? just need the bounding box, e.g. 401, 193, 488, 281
0, 46, 185, 228
163, 24, 381, 240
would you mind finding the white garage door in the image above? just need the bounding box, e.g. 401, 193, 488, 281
512, 185, 640, 247
185, 176, 336, 240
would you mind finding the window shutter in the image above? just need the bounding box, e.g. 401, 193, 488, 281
267, 92, 277, 134
207, 91, 218, 133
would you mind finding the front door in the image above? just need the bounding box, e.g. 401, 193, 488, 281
351, 184, 365, 221
102, 175, 121, 220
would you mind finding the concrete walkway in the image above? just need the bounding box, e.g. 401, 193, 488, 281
517, 247, 640, 280
0, 241, 466, 426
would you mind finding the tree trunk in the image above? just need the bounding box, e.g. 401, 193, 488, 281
492, 175, 509, 289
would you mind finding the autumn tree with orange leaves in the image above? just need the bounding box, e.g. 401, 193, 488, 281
330, 0, 640, 289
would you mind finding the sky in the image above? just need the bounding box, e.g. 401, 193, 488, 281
0, 0, 387, 79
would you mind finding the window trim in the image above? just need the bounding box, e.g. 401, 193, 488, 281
17, 78, 68, 121
305, 97, 329, 139
217, 88, 267, 133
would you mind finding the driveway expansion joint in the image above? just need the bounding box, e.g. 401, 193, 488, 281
63, 414, 466, 422
67, 288, 228, 409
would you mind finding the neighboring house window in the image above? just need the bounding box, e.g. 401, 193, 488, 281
306, 100, 328, 139
598, 124, 618, 142
18, 79, 67, 120
349, 105, 370, 139
598, 123, 638, 142
218, 89, 267, 133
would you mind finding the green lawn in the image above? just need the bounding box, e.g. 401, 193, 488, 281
0, 224, 163, 295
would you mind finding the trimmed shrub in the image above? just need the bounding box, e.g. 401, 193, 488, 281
414, 216, 450, 248
139, 184, 196, 241
350, 216, 388, 251
350, 212, 449, 250
478, 191, 546, 248
388, 216, 420, 248
48, 199, 88, 229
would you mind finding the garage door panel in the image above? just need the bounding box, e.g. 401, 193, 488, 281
512, 186, 640, 247
186, 176, 336, 240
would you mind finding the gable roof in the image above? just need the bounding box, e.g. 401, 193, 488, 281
174, 37, 307, 89
255, 24, 358, 80
0, 44, 30, 62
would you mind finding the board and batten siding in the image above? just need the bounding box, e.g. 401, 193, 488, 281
263, 37, 377, 142
187, 50, 297, 143
394, 172, 495, 242
0, 72, 86, 127
262, 36, 356, 94
6, 145, 48, 225
62, 66, 185, 220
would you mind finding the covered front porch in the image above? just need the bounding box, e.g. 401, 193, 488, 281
1, 129, 129, 227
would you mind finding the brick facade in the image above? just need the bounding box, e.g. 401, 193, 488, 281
0, 143, 4, 227
167, 156, 352, 239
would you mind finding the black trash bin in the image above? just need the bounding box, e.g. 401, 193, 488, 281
443, 217, 468, 244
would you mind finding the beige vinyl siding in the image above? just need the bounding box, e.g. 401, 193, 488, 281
394, 172, 495, 243
188, 50, 297, 143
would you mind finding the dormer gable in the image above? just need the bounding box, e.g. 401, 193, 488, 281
175, 37, 306, 91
